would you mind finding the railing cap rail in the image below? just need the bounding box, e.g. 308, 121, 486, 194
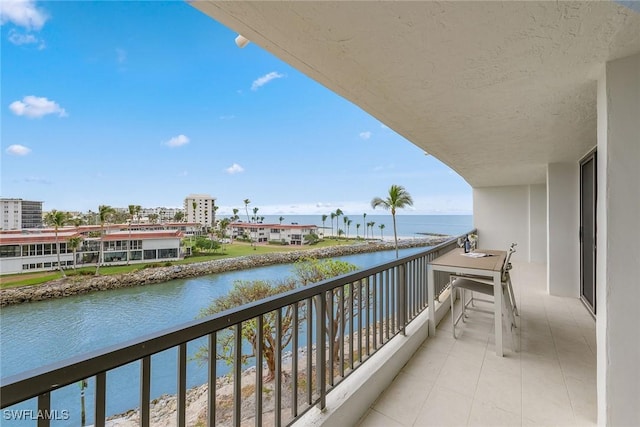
0, 232, 473, 409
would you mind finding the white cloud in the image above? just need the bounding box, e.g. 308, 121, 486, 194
9, 96, 66, 118
24, 176, 50, 184
251, 71, 284, 91
359, 131, 372, 140
6, 144, 31, 155
225, 163, 245, 174
164, 134, 189, 148
0, 0, 48, 30
8, 28, 36, 44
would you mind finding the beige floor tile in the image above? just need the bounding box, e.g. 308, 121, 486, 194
356, 260, 596, 427
468, 400, 521, 427
422, 332, 456, 354
432, 354, 483, 399
413, 387, 473, 427
371, 371, 433, 426
401, 346, 448, 381
474, 362, 522, 414
358, 408, 406, 427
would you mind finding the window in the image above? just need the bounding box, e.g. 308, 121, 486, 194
129, 240, 142, 250
144, 249, 157, 260
158, 248, 177, 259
0, 245, 20, 258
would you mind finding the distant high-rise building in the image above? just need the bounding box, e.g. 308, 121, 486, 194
184, 194, 216, 227
1, 198, 44, 230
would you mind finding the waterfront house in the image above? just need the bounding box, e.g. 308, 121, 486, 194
229, 222, 319, 245
0, 229, 184, 274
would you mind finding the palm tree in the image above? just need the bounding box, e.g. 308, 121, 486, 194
356, 223, 361, 238
192, 201, 197, 223
342, 216, 348, 240
127, 205, 136, 265
244, 199, 251, 223
173, 211, 185, 222
335, 209, 343, 237
45, 210, 68, 277
148, 213, 158, 224
321, 214, 328, 238
379, 223, 386, 240
252, 207, 259, 222
367, 221, 375, 239
347, 219, 352, 239
371, 185, 414, 258
279, 216, 284, 225
135, 205, 142, 224
67, 236, 83, 270
363, 212, 367, 239
330, 212, 336, 238
232, 208, 240, 222
95, 205, 115, 275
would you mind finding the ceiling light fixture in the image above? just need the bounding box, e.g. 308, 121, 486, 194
235, 35, 250, 48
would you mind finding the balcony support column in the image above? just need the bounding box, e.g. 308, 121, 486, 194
596, 52, 640, 427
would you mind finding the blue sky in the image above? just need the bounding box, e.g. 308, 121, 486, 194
1, 0, 472, 216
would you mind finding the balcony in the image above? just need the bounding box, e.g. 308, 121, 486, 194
357, 261, 596, 427
1, 240, 597, 426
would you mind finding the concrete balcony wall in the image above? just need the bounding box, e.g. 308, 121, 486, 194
546, 162, 580, 297
473, 184, 547, 264
597, 52, 640, 427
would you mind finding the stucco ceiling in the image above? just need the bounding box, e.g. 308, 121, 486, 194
190, 1, 640, 187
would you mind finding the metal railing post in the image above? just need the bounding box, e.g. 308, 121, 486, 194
315, 293, 326, 409
399, 264, 407, 336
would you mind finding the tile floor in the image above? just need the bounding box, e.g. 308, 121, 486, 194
357, 262, 597, 427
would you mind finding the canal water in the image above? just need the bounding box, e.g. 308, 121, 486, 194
1, 247, 429, 426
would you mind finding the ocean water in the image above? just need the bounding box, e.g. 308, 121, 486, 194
239, 214, 473, 239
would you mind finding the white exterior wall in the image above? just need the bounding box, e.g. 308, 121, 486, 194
184, 195, 215, 227
1, 199, 22, 230
142, 238, 181, 251
1, 253, 75, 274
596, 53, 640, 427
474, 185, 536, 263
529, 184, 547, 263
546, 163, 580, 297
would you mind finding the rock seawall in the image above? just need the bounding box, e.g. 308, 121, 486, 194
1, 237, 449, 306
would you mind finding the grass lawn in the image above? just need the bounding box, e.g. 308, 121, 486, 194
0, 238, 375, 290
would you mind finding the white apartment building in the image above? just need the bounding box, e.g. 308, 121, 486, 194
184, 194, 216, 228
0, 229, 184, 274
229, 222, 319, 245
0, 198, 43, 230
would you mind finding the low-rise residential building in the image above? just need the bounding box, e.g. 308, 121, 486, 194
0, 229, 184, 275
229, 222, 318, 245
0, 198, 43, 230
